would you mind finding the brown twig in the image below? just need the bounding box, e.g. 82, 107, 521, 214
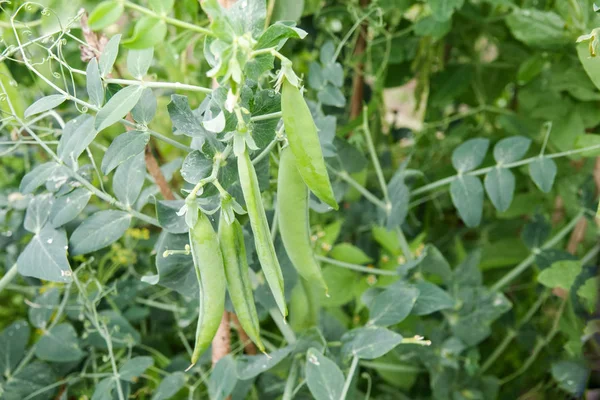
212, 311, 231, 366
348, 0, 370, 131
230, 313, 258, 355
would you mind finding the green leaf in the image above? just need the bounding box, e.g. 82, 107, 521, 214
271, 0, 304, 22
167, 95, 204, 136
131, 88, 157, 125
551, 360, 589, 395
256, 21, 307, 50
142, 232, 198, 298
429, 0, 464, 21
92, 378, 116, 400
24, 94, 66, 118
538, 260, 582, 290
330, 243, 373, 264
86, 58, 104, 107
95, 85, 144, 131
2, 361, 57, 400
453, 250, 482, 287
577, 40, 600, 91
236, 346, 292, 380
99, 34, 121, 78
0, 320, 30, 375
123, 17, 167, 49
86, 310, 140, 349
19, 162, 59, 194
152, 372, 186, 400
113, 152, 146, 207
368, 283, 419, 326
320, 266, 358, 307
574, 134, 600, 157
49, 188, 92, 228
208, 355, 238, 400
341, 327, 403, 359
101, 130, 150, 174
156, 200, 188, 234
577, 277, 599, 313
412, 282, 455, 315
506, 10, 570, 48
451, 138, 489, 172
318, 84, 346, 107
181, 150, 213, 184
414, 15, 452, 39
119, 356, 154, 381
149, 0, 174, 13
529, 157, 557, 193
493, 136, 531, 163
450, 175, 484, 227
70, 210, 131, 255
305, 348, 345, 400
484, 168, 515, 212
88, 1, 124, 30
34, 323, 85, 362
57, 114, 97, 166
420, 245, 453, 284
386, 174, 410, 229
17, 226, 72, 282
127, 48, 153, 79
28, 288, 60, 329
24, 193, 53, 234
250, 89, 281, 148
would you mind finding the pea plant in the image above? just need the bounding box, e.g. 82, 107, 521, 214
0, 0, 599, 399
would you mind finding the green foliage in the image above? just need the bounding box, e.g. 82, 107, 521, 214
0, 0, 599, 399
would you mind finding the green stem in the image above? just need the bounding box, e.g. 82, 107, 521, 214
412, 144, 600, 196
104, 78, 212, 94
270, 308, 296, 344
396, 227, 413, 262
316, 255, 398, 276
491, 211, 584, 292
340, 356, 360, 400
282, 358, 300, 400
360, 361, 424, 373
250, 111, 282, 122
362, 106, 390, 209
331, 169, 388, 211
123, 1, 213, 36
0, 264, 18, 296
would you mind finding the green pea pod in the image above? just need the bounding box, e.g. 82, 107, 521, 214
277, 147, 328, 292
237, 149, 287, 317
281, 79, 338, 210
187, 212, 226, 368
289, 277, 320, 332
218, 213, 265, 352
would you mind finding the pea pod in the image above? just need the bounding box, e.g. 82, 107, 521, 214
281, 79, 338, 210
289, 277, 321, 332
277, 147, 328, 291
218, 213, 265, 352
187, 212, 226, 368
237, 148, 287, 317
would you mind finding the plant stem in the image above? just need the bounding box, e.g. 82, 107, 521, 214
316, 256, 398, 276
396, 227, 413, 262
282, 358, 299, 400
269, 308, 296, 344
331, 169, 388, 211
491, 210, 584, 292
361, 106, 390, 210
412, 144, 600, 196
340, 356, 360, 400
123, 1, 214, 36
104, 78, 212, 94
0, 264, 18, 296
250, 111, 282, 122
360, 361, 424, 373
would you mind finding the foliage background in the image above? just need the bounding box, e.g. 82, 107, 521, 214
0, 0, 599, 399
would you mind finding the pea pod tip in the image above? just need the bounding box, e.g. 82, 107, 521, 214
184, 362, 196, 372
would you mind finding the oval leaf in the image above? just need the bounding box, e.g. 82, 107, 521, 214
95, 85, 144, 131
484, 167, 515, 212
70, 210, 131, 255
529, 157, 557, 193
17, 226, 72, 282
50, 188, 92, 228
493, 136, 531, 164
24, 95, 66, 118
450, 175, 484, 227
305, 348, 345, 400
451, 138, 490, 172
101, 130, 150, 174
122, 17, 167, 49
88, 1, 124, 30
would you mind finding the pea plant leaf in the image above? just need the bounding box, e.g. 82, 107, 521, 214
69, 210, 131, 255
127, 48, 153, 79
305, 348, 345, 400
236, 346, 293, 380
0, 320, 31, 375
151, 372, 186, 400
99, 34, 121, 78
86, 58, 104, 107
167, 95, 205, 137
537, 260, 582, 290
88, 1, 124, 30
131, 88, 157, 125
493, 136, 531, 164
49, 188, 92, 228
123, 17, 167, 49
412, 282, 455, 315
17, 226, 72, 282
529, 157, 557, 193
57, 114, 97, 166
24, 94, 66, 118
156, 200, 188, 234
341, 327, 403, 360
450, 175, 484, 227
19, 162, 60, 194
484, 167, 515, 212
101, 131, 150, 174
119, 356, 154, 381
34, 323, 85, 362
451, 138, 489, 173
2, 361, 57, 400
208, 355, 238, 400
95, 85, 144, 131
368, 283, 419, 326
24, 193, 53, 234
28, 288, 60, 329
113, 152, 146, 207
